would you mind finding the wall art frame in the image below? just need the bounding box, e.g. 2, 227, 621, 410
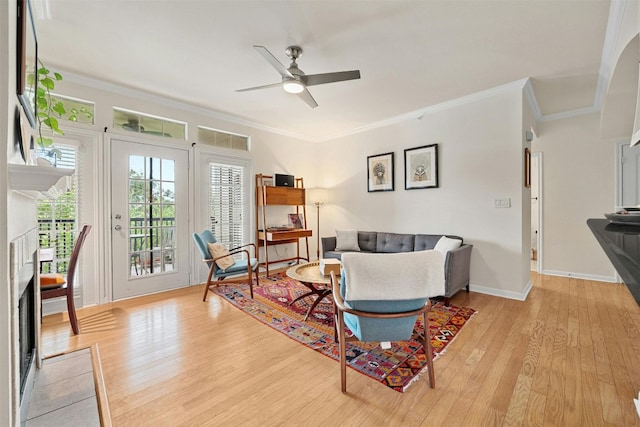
404, 143, 438, 189
524, 147, 531, 188
367, 152, 394, 192
17, 0, 38, 129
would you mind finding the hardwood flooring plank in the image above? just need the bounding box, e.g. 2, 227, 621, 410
37, 272, 640, 426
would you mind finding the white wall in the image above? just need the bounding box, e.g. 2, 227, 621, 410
535, 113, 617, 281
1, 0, 13, 422
3, 0, 43, 423
316, 87, 531, 298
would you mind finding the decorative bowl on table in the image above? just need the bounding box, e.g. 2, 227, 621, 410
605, 208, 640, 226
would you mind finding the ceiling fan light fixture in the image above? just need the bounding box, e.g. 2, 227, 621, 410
283, 80, 305, 94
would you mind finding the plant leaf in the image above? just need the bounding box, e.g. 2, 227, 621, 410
54, 72, 63, 81
52, 102, 66, 116
40, 77, 55, 90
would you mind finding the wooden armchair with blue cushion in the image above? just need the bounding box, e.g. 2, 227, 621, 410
193, 230, 259, 301
330, 250, 446, 393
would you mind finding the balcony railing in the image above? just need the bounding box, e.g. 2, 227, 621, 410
38, 217, 176, 274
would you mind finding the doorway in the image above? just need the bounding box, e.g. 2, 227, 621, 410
531, 152, 542, 273
110, 139, 190, 300
618, 142, 640, 207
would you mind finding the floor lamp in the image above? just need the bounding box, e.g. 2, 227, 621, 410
308, 188, 328, 260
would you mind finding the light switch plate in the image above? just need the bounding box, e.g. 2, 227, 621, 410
494, 198, 511, 208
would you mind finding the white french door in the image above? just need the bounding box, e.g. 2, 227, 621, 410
111, 139, 190, 299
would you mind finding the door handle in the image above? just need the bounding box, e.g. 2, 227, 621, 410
114, 225, 122, 231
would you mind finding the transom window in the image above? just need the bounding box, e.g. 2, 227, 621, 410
113, 107, 186, 140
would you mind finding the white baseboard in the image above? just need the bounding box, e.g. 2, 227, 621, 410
469, 280, 532, 301
541, 270, 618, 283
42, 295, 81, 316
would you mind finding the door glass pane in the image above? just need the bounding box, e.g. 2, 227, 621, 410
129, 155, 176, 277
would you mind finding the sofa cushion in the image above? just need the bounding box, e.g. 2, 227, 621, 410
376, 232, 415, 253
414, 234, 443, 251
335, 229, 361, 251
434, 236, 462, 256
358, 231, 378, 252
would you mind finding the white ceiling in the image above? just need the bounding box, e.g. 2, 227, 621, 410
35, 0, 613, 141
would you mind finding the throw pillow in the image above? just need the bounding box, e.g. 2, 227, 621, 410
335, 229, 361, 251
434, 236, 462, 256
207, 242, 236, 270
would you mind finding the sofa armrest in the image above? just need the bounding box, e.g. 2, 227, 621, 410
321, 236, 337, 255
443, 244, 473, 298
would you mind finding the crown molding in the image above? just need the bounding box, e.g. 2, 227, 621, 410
321, 79, 531, 141
62, 71, 315, 142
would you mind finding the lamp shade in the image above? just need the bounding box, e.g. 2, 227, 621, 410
308, 188, 328, 206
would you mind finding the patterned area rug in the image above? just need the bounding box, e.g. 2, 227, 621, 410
212, 272, 476, 392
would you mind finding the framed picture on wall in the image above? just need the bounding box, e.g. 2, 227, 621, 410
367, 152, 394, 192
524, 147, 531, 188
404, 144, 438, 189
17, 0, 38, 128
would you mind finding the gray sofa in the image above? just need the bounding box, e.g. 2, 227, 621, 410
321, 231, 472, 305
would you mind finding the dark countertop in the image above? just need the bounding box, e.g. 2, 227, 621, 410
587, 218, 640, 305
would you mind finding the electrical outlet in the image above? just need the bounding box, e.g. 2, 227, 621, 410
494, 198, 511, 208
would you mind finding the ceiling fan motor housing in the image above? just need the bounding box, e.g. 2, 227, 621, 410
285, 46, 303, 60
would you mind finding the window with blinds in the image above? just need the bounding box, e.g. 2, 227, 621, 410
208, 162, 246, 254
37, 144, 79, 274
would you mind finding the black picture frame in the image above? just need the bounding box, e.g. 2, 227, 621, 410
524, 147, 531, 188
17, 0, 37, 129
367, 152, 394, 192
404, 144, 438, 189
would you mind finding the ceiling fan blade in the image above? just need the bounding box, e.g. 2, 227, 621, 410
254, 45, 293, 79
297, 88, 318, 108
236, 82, 283, 92
303, 70, 361, 87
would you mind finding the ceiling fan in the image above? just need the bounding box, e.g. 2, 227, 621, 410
236, 45, 361, 108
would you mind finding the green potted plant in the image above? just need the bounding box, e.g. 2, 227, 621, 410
32, 61, 93, 160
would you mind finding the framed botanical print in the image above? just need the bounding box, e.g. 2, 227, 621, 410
367, 152, 394, 192
404, 144, 438, 189
17, 0, 38, 128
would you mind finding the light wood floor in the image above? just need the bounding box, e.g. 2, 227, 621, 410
41, 272, 640, 426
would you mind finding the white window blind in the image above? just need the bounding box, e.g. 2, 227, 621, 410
208, 162, 246, 254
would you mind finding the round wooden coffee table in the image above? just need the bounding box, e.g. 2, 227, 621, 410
286, 261, 340, 321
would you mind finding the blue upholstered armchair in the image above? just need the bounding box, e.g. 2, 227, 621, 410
330, 250, 445, 392
192, 230, 259, 301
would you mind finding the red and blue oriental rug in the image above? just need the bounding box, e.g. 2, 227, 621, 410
212, 272, 476, 392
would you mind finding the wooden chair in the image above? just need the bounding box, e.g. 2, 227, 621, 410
40, 224, 92, 335
192, 230, 259, 301
330, 250, 446, 393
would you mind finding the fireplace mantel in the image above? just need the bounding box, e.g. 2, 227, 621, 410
8, 164, 74, 198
